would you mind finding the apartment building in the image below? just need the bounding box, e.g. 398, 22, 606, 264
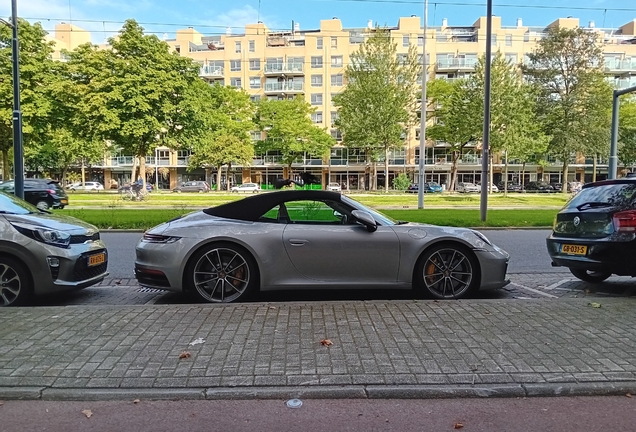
48, 15, 636, 190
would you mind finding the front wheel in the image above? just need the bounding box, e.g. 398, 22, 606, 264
187, 243, 257, 303
0, 257, 32, 306
569, 268, 611, 283
36, 201, 50, 211
415, 243, 479, 299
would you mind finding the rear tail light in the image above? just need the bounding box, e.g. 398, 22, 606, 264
613, 210, 636, 233
48, 189, 55, 194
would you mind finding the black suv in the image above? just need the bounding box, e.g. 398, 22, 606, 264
0, 179, 69, 210
524, 181, 555, 192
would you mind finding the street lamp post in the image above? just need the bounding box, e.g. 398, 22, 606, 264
417, 0, 428, 209
479, 0, 493, 221
2, 0, 24, 198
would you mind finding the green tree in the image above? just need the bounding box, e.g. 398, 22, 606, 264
392, 172, 411, 191
185, 81, 256, 191
77, 20, 201, 189
256, 97, 334, 177
0, 19, 54, 179
618, 96, 636, 170
523, 27, 612, 192
333, 28, 421, 191
427, 78, 480, 191
465, 53, 549, 194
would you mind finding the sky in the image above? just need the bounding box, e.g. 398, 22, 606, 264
1, 0, 635, 43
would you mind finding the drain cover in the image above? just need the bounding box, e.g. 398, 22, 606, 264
286, 399, 303, 408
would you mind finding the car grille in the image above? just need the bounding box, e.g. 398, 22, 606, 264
70, 233, 100, 244
72, 250, 108, 282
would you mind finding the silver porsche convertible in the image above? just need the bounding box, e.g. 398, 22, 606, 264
135, 190, 509, 303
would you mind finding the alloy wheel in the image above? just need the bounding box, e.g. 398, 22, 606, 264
193, 247, 251, 303
0, 263, 22, 306
422, 248, 474, 299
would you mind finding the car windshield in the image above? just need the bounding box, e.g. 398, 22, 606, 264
0, 191, 38, 214
565, 183, 636, 210
341, 195, 396, 226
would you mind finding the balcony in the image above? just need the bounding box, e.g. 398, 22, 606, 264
264, 63, 304, 76
604, 60, 636, 75
264, 82, 304, 94
199, 66, 224, 79
436, 58, 478, 71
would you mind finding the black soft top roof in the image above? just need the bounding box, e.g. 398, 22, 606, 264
203, 190, 345, 221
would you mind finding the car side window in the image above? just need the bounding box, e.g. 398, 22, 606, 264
286, 200, 345, 224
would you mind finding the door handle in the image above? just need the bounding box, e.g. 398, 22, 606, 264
288, 239, 309, 246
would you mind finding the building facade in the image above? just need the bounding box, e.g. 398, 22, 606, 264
48, 15, 636, 190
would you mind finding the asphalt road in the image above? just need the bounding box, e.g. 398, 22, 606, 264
101, 229, 566, 280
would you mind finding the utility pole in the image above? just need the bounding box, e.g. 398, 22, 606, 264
479, 0, 493, 221
417, 0, 428, 209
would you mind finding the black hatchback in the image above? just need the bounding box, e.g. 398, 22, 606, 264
546, 178, 636, 282
0, 179, 69, 210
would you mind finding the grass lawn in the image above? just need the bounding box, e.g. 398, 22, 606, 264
58, 208, 558, 230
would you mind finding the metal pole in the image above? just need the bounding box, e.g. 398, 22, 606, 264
417, 0, 428, 209
609, 90, 620, 180
479, 0, 493, 222
11, 0, 24, 199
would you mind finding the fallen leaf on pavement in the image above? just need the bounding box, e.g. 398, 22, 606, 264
627, 393, 632, 398
115, 280, 121, 285
133, 399, 140, 404
454, 422, 464, 429
320, 339, 333, 347
82, 409, 93, 418
179, 351, 191, 359
588, 302, 602, 308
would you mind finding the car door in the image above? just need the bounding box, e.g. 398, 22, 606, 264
281, 199, 400, 282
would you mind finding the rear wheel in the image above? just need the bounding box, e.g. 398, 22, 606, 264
415, 243, 479, 299
0, 257, 32, 306
187, 243, 257, 303
569, 268, 611, 283
36, 201, 50, 210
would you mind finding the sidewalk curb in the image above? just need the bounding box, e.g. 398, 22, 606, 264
2, 382, 635, 401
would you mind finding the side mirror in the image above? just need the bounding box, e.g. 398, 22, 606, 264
352, 210, 377, 233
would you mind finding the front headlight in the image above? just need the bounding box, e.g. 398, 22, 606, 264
472, 230, 493, 246
142, 233, 180, 243
11, 223, 71, 248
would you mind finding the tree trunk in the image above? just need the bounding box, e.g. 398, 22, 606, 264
504, 156, 509, 197
489, 153, 494, 194
372, 161, 377, 191
226, 162, 232, 191
216, 166, 223, 192
561, 161, 569, 195
131, 158, 137, 185
450, 152, 459, 192
81, 159, 86, 187
521, 162, 526, 190
139, 155, 147, 189
592, 154, 597, 183
384, 147, 389, 193
2, 149, 10, 180
61, 167, 68, 187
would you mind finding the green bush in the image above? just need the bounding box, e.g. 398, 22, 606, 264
392, 173, 411, 191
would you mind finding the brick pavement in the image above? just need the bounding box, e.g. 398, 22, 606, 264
2, 295, 636, 400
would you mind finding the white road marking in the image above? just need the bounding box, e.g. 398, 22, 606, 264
542, 278, 574, 290
509, 282, 559, 298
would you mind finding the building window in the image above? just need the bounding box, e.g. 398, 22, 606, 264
311, 75, 323, 87
230, 60, 241, 71
331, 74, 343, 86
331, 129, 342, 140
331, 37, 338, 48
491, 35, 497, 45
249, 77, 260, 89
250, 131, 261, 141
331, 111, 339, 126
249, 59, 261, 70
418, 36, 423, 46
311, 56, 323, 68
311, 111, 323, 124
317, 37, 323, 49
250, 95, 261, 102
249, 40, 255, 52
230, 77, 242, 88
331, 56, 343, 67
505, 53, 517, 64
505, 34, 512, 46
235, 41, 241, 53
402, 35, 409, 47
175, 45, 181, 53
311, 93, 323, 105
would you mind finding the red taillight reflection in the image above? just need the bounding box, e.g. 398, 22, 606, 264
47, 189, 55, 194
613, 210, 636, 232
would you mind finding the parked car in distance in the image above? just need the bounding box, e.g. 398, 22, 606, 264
547, 178, 636, 283
456, 182, 480, 193
135, 190, 510, 303
496, 181, 523, 192
0, 179, 69, 210
477, 182, 499, 193
326, 182, 342, 192
524, 181, 555, 192
0, 191, 108, 306
173, 181, 211, 193
67, 181, 104, 192
231, 183, 260, 193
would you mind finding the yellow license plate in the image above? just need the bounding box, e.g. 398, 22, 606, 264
88, 253, 106, 267
560, 244, 587, 256
61, 199, 68, 204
